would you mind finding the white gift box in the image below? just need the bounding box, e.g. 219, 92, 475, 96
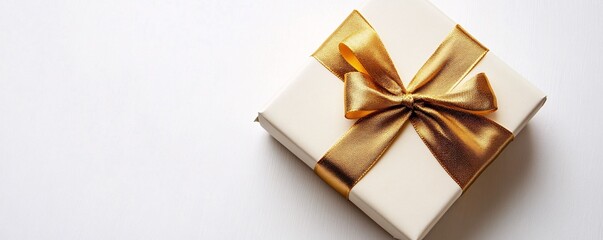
257, 0, 546, 239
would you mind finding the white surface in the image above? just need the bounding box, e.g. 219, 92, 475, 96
259, 1, 546, 239
0, 0, 601, 239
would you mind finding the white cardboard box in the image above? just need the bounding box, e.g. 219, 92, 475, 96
257, 0, 546, 239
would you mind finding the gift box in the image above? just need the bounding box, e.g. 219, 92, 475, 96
256, 0, 546, 239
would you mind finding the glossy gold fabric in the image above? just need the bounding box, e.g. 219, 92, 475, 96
313, 11, 514, 197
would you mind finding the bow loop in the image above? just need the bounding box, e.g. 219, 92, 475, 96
339, 28, 404, 95
418, 73, 498, 114
344, 72, 401, 119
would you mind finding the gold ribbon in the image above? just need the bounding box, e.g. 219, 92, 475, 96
312, 11, 514, 197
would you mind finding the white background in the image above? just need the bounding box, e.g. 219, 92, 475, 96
0, 0, 601, 239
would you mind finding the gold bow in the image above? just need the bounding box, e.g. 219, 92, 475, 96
313, 11, 513, 197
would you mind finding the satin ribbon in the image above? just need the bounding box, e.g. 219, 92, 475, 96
312, 11, 513, 197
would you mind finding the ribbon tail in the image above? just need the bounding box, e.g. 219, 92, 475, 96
315, 107, 412, 197
411, 105, 514, 191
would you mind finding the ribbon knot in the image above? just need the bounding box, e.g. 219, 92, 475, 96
312, 11, 513, 197
399, 94, 415, 110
